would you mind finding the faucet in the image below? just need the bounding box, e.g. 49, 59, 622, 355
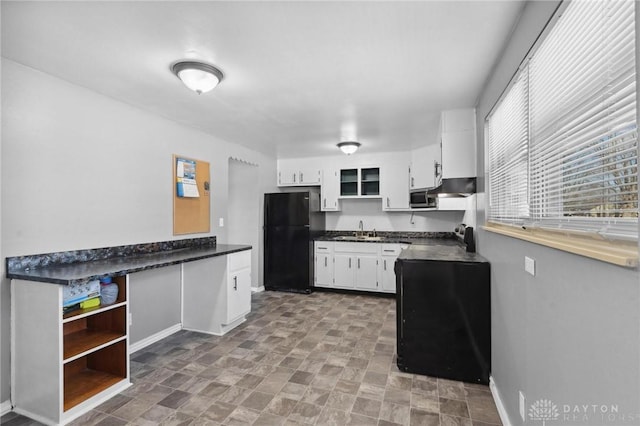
357, 220, 364, 236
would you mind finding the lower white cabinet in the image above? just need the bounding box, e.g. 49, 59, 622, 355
314, 241, 406, 294
314, 242, 334, 286
11, 277, 131, 425
380, 245, 404, 292
183, 250, 252, 336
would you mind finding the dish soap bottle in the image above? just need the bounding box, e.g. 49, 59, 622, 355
99, 276, 119, 305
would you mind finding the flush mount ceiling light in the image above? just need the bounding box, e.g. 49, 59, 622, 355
171, 61, 224, 94
337, 141, 361, 155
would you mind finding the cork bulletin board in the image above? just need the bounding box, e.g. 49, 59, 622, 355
173, 154, 211, 235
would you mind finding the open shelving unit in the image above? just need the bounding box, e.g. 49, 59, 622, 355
11, 275, 130, 424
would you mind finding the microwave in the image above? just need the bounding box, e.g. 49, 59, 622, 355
410, 190, 437, 208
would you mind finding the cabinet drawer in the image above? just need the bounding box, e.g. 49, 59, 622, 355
228, 250, 251, 272
334, 242, 380, 254
380, 245, 403, 256
315, 241, 334, 253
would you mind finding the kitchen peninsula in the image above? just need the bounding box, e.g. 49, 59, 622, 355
6, 237, 251, 425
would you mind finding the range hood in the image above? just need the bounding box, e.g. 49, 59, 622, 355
427, 177, 476, 197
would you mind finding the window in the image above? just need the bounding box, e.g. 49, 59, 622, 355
487, 0, 637, 243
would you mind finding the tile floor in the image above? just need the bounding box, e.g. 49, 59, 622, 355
1, 291, 502, 426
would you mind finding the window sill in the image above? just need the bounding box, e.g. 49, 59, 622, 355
483, 223, 638, 268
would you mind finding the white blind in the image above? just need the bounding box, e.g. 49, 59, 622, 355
487, 68, 529, 223
487, 0, 637, 240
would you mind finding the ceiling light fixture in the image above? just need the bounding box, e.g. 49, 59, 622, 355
171, 61, 224, 94
337, 141, 361, 155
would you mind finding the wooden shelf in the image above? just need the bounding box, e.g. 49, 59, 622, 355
64, 340, 127, 411
63, 301, 126, 322
64, 330, 125, 361
64, 369, 124, 411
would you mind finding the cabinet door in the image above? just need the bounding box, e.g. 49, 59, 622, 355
321, 169, 341, 211
299, 167, 321, 185
380, 257, 396, 292
410, 145, 440, 190
441, 130, 476, 179
333, 254, 355, 288
278, 167, 297, 185
355, 255, 379, 291
315, 253, 333, 287
382, 163, 410, 210
227, 267, 251, 324
340, 169, 359, 196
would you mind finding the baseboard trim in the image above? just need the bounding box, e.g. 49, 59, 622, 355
251, 286, 265, 293
130, 324, 182, 354
1, 400, 12, 416
489, 376, 512, 426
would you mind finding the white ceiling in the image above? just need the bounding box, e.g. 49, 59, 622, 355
1, 1, 524, 159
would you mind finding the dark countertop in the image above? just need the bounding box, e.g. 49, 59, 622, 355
7, 244, 252, 285
315, 231, 487, 263
398, 243, 488, 263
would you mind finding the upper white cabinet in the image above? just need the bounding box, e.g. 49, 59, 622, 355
321, 168, 341, 211
409, 144, 441, 190
440, 109, 477, 179
381, 161, 410, 210
277, 159, 321, 186
340, 167, 380, 198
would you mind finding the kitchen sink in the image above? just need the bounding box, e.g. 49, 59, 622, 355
332, 235, 384, 241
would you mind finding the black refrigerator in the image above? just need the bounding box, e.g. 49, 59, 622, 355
264, 190, 325, 293
395, 257, 491, 384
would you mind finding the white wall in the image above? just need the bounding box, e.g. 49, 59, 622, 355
326, 198, 464, 232
0, 59, 278, 402
476, 2, 640, 425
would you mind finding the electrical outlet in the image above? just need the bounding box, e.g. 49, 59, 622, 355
525, 256, 535, 276
519, 391, 526, 421
219, 217, 224, 227
128, 313, 133, 326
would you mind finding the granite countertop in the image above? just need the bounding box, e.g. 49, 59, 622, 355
398, 243, 488, 263
7, 239, 251, 285
316, 231, 487, 263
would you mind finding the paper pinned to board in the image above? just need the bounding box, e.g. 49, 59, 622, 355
176, 158, 200, 198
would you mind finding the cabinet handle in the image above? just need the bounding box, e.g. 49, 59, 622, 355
278, 172, 281, 184
324, 198, 326, 208
300, 172, 304, 182
411, 177, 414, 187
293, 173, 296, 183
384, 259, 387, 271
325, 257, 327, 267
358, 258, 360, 269
386, 197, 390, 207
383, 249, 394, 253
233, 276, 237, 290
349, 258, 351, 268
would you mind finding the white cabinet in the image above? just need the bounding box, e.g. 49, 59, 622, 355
340, 167, 380, 197
410, 144, 441, 190
314, 242, 334, 287
277, 159, 321, 186
321, 168, 341, 211
379, 245, 405, 293
11, 277, 130, 425
440, 109, 477, 179
355, 255, 379, 291
315, 241, 407, 294
334, 242, 379, 289
333, 254, 355, 289
183, 249, 252, 336
227, 251, 252, 324
381, 161, 410, 211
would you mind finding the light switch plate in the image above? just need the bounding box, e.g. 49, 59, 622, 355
219, 218, 224, 227
525, 256, 535, 276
